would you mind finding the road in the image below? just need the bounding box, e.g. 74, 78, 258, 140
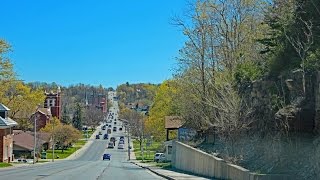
0, 91, 163, 180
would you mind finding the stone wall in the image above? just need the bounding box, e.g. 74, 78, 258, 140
247, 70, 320, 133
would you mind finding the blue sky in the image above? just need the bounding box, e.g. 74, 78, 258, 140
1, 0, 187, 88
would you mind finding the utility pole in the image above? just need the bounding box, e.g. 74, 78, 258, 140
52, 118, 55, 162
33, 105, 40, 164
128, 125, 130, 160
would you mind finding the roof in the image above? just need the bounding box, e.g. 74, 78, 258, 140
165, 116, 184, 129
0, 117, 18, 128
38, 108, 51, 116
0, 103, 10, 111
13, 131, 45, 151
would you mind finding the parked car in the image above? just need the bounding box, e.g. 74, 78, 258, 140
120, 136, 125, 140
154, 153, 164, 162
119, 127, 122, 131
108, 125, 112, 128
99, 131, 102, 135
103, 153, 111, 160
102, 126, 106, 130
95, 135, 100, 139
113, 127, 117, 132
114, 121, 117, 125
119, 140, 125, 144
108, 142, 114, 148
103, 134, 108, 139
118, 143, 124, 149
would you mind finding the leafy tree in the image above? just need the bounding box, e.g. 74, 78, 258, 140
72, 103, 83, 130
40, 118, 81, 152
145, 80, 180, 141
61, 106, 71, 124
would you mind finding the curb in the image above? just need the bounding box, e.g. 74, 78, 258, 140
131, 161, 175, 180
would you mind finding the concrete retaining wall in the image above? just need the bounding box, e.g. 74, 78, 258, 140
172, 141, 293, 180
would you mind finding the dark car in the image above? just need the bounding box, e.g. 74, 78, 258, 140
120, 136, 125, 140
110, 137, 116, 142
103, 153, 111, 160
102, 126, 106, 130
108, 125, 112, 128
113, 127, 117, 132
95, 135, 100, 139
103, 134, 108, 139
119, 127, 122, 131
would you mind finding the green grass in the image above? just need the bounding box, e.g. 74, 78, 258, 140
0, 163, 12, 168
45, 139, 88, 160
133, 140, 162, 161
155, 162, 172, 169
46, 146, 80, 159
82, 129, 94, 139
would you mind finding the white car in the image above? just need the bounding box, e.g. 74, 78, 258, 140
118, 143, 124, 149
154, 153, 164, 163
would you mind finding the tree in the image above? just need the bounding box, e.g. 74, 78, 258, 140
40, 119, 81, 152
145, 80, 180, 141
83, 106, 104, 129
120, 108, 144, 150
72, 103, 83, 130
54, 124, 81, 152
61, 106, 71, 125
172, 0, 268, 131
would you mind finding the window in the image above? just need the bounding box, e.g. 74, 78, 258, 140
168, 146, 172, 155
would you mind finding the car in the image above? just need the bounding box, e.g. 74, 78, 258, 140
108, 125, 112, 128
103, 134, 108, 139
108, 142, 114, 148
118, 143, 124, 149
99, 131, 102, 135
113, 127, 117, 132
102, 126, 106, 130
154, 153, 164, 162
103, 154, 111, 160
95, 135, 100, 139
119, 139, 125, 144
120, 136, 125, 140
114, 121, 117, 125
119, 127, 122, 131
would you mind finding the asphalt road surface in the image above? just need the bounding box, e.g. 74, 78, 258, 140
0, 92, 163, 180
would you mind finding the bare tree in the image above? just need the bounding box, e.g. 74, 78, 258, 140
83, 106, 104, 129
120, 109, 145, 150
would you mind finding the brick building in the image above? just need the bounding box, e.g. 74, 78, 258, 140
0, 104, 18, 162
44, 87, 61, 120
31, 108, 51, 130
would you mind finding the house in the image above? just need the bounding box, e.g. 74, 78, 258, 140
13, 131, 46, 159
0, 103, 18, 162
31, 108, 51, 130
44, 87, 61, 119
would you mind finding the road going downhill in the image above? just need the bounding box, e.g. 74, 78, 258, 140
0, 92, 163, 180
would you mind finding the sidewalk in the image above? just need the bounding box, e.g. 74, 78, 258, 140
129, 140, 211, 180
131, 160, 212, 180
